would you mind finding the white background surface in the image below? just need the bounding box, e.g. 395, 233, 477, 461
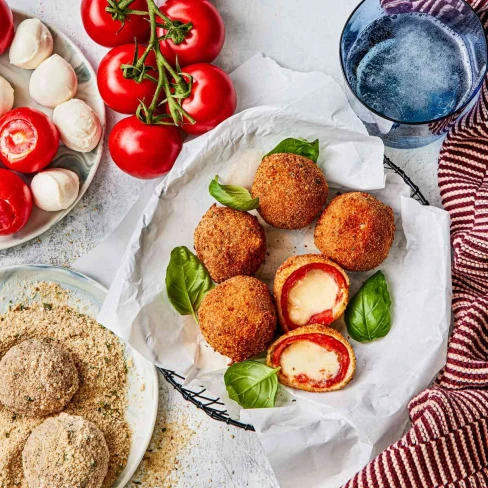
1, 0, 445, 486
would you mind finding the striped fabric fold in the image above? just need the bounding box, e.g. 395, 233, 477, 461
345, 1, 488, 486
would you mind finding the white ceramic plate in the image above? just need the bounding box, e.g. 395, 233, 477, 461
0, 10, 106, 251
0, 265, 158, 488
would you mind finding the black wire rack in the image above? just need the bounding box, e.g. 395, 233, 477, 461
158, 156, 429, 431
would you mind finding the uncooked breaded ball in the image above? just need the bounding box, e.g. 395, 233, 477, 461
194, 204, 266, 283
314, 192, 395, 272
251, 153, 328, 229
0, 339, 79, 417
22, 413, 109, 488
198, 276, 277, 362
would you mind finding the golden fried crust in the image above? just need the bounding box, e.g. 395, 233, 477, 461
194, 204, 267, 283
273, 254, 349, 332
314, 192, 395, 272
198, 276, 277, 363
251, 153, 328, 230
266, 325, 356, 392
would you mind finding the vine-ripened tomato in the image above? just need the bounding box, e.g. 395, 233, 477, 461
81, 0, 150, 48
0, 0, 14, 55
98, 44, 158, 114
0, 169, 33, 235
157, 0, 225, 67
178, 63, 236, 135
109, 116, 182, 179
0, 108, 59, 174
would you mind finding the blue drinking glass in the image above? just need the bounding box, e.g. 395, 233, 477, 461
340, 0, 487, 148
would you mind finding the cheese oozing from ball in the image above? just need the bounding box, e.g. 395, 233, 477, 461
288, 269, 339, 325
53, 99, 102, 152
280, 340, 340, 382
9, 18, 53, 69
31, 168, 79, 212
0, 75, 14, 117
29, 54, 77, 108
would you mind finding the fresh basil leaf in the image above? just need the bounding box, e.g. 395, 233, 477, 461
265, 137, 320, 163
209, 176, 260, 211
345, 271, 392, 343
224, 360, 280, 409
165, 246, 214, 321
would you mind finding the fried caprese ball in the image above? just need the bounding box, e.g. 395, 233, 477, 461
314, 192, 395, 272
198, 276, 277, 362
251, 153, 328, 229
274, 254, 349, 332
194, 204, 267, 283
266, 325, 356, 392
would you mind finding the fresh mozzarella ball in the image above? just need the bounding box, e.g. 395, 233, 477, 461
31, 168, 80, 212
29, 54, 78, 108
0, 75, 14, 117
53, 99, 102, 152
9, 19, 53, 69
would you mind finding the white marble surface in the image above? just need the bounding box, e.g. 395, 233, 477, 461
1, 0, 444, 486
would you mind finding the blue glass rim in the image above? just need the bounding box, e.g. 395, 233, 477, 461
339, 0, 488, 126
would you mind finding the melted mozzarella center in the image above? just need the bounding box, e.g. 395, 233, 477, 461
280, 340, 340, 382
288, 269, 339, 325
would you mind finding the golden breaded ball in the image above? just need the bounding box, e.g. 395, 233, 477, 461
251, 153, 328, 229
314, 192, 395, 271
194, 204, 267, 283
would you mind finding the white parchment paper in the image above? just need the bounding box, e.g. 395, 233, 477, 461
94, 54, 452, 488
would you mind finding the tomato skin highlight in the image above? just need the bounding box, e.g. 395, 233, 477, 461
0, 108, 59, 174
281, 263, 348, 330
97, 44, 158, 114
178, 63, 236, 135
0, 169, 33, 235
81, 0, 150, 48
271, 333, 351, 390
109, 116, 183, 179
0, 0, 14, 55
157, 0, 225, 67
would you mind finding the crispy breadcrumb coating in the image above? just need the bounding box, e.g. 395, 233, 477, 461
314, 192, 395, 271
198, 276, 277, 362
194, 205, 266, 283
251, 153, 328, 229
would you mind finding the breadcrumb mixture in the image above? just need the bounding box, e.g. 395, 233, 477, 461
0, 283, 130, 488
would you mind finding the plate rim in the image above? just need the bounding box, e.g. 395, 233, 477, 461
0, 263, 159, 487
0, 9, 106, 251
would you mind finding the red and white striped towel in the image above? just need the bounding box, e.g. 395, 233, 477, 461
345, 1, 488, 486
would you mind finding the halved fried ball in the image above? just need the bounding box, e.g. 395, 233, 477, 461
274, 254, 349, 332
266, 324, 356, 392
251, 153, 328, 229
198, 276, 277, 362
194, 204, 266, 283
314, 192, 395, 271
0, 339, 79, 417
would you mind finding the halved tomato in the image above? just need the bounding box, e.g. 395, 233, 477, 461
0, 169, 33, 235
0, 108, 59, 174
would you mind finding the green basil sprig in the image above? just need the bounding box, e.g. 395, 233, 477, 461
165, 246, 214, 322
345, 271, 392, 343
224, 360, 280, 409
209, 176, 259, 211
265, 137, 320, 163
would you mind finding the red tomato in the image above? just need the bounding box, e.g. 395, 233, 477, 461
0, 0, 14, 55
98, 44, 158, 114
109, 116, 182, 179
177, 63, 236, 135
0, 169, 33, 235
158, 0, 225, 67
81, 0, 150, 48
0, 108, 59, 174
